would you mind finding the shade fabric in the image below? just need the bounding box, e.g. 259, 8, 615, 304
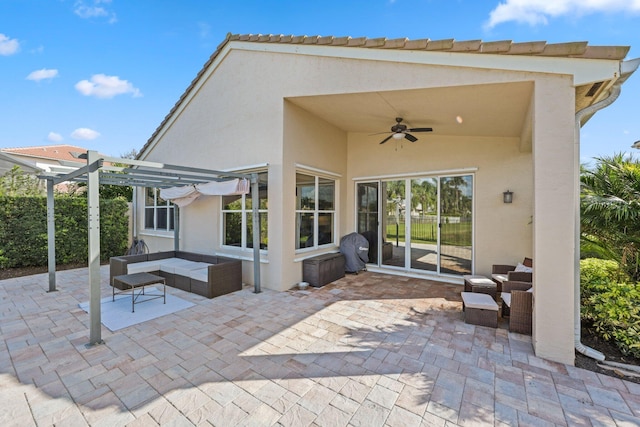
197, 178, 249, 196
160, 178, 250, 207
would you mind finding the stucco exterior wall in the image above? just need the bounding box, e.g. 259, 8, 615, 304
137, 46, 582, 363
137, 49, 559, 285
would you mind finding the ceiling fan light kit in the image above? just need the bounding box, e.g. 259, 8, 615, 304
378, 117, 433, 144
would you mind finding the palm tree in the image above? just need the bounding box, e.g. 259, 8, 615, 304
581, 153, 640, 279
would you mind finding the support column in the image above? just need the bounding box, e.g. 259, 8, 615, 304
251, 174, 261, 293
87, 150, 103, 346
532, 79, 576, 365
46, 179, 57, 292
174, 205, 180, 252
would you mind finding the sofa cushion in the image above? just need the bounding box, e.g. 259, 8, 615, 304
189, 267, 209, 282
173, 262, 212, 277
127, 260, 161, 274
159, 258, 201, 273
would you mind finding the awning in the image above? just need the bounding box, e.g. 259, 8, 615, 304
159, 178, 250, 207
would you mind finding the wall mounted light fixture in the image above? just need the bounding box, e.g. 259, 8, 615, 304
503, 190, 513, 204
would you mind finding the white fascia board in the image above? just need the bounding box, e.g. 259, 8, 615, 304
233, 41, 622, 86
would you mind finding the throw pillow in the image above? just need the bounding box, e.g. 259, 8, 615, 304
514, 262, 533, 273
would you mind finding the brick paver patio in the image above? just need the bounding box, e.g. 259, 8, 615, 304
1, 266, 639, 426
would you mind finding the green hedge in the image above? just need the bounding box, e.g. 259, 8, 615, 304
0, 196, 128, 269
580, 258, 640, 358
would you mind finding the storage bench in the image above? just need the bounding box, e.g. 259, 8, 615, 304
303, 252, 346, 287
461, 292, 499, 328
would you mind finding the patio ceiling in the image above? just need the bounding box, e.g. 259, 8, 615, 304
287, 81, 534, 139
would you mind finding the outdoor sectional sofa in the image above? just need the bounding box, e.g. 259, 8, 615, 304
110, 251, 242, 299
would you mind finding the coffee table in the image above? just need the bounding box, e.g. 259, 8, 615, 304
112, 272, 166, 313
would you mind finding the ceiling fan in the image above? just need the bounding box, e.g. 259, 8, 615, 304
377, 117, 433, 144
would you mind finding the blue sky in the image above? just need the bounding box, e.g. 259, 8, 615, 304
1, 0, 639, 163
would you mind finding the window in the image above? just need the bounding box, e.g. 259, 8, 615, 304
144, 188, 174, 231
222, 171, 268, 250
296, 173, 335, 250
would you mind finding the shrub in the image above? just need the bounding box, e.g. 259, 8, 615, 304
580, 258, 640, 358
580, 258, 627, 302
0, 196, 128, 269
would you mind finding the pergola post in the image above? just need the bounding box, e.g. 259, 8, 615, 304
251, 173, 261, 293
87, 150, 103, 346
174, 205, 180, 252
46, 179, 57, 292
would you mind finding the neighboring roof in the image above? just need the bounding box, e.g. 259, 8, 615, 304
140, 33, 633, 157
1, 144, 90, 164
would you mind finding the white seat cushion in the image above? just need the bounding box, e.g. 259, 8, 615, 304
501, 292, 511, 307
463, 275, 495, 286
159, 258, 201, 273
127, 260, 161, 274
461, 292, 498, 311
491, 273, 508, 283
173, 262, 211, 276
189, 267, 209, 282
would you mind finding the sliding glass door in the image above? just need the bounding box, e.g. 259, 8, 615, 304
439, 176, 473, 274
409, 177, 438, 272
356, 174, 473, 276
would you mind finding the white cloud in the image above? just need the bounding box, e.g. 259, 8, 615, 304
71, 128, 101, 140
48, 132, 63, 142
75, 74, 142, 99
0, 33, 20, 56
74, 0, 117, 23
198, 22, 211, 39
486, 0, 640, 28
26, 68, 59, 82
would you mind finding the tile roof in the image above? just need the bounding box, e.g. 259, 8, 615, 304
140, 33, 631, 156
227, 34, 629, 59
1, 144, 91, 163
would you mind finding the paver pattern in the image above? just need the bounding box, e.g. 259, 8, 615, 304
1, 266, 639, 426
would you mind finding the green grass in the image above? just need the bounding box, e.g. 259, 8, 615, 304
386, 220, 472, 246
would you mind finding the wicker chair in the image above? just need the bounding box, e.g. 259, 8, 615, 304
500, 280, 533, 335
491, 257, 533, 292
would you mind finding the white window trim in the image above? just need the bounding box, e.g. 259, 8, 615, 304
220, 169, 268, 253
295, 171, 339, 252
144, 187, 174, 232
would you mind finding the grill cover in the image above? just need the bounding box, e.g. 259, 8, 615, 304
339, 232, 369, 273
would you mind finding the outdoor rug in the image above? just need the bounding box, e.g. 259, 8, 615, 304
78, 288, 194, 331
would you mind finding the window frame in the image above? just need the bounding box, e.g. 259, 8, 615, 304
295, 172, 337, 252
144, 187, 174, 232
221, 170, 268, 252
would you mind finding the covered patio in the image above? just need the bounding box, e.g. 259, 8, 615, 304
1, 267, 639, 426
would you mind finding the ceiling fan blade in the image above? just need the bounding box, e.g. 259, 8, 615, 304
408, 127, 433, 132
379, 134, 394, 144
404, 133, 418, 143
369, 131, 392, 136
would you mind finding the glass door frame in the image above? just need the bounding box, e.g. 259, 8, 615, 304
355, 172, 475, 277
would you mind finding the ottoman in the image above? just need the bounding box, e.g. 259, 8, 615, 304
463, 274, 497, 300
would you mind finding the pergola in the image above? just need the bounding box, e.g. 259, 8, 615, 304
39, 150, 261, 346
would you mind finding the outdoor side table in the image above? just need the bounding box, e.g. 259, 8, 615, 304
112, 272, 166, 313
462, 274, 497, 300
